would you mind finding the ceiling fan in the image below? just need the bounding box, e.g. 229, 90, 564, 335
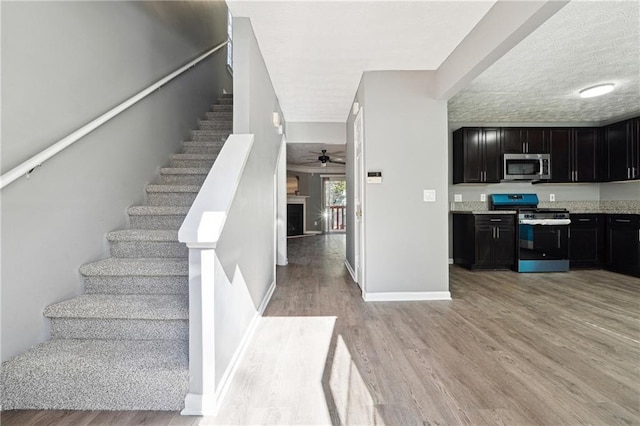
303, 149, 345, 167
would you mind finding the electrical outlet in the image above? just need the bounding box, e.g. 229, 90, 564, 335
424, 189, 436, 202
480, 194, 486, 202
550, 194, 555, 202
314, 221, 317, 226
454, 194, 462, 202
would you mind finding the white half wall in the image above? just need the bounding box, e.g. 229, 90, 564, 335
213, 15, 283, 385
0, 1, 230, 362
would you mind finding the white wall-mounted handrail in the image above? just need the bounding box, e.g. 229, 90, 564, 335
0, 40, 228, 190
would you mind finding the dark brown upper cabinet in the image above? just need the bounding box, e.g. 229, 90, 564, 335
453, 128, 501, 184
502, 128, 549, 154
604, 118, 639, 181
547, 128, 599, 183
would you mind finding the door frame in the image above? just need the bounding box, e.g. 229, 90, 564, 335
354, 107, 365, 292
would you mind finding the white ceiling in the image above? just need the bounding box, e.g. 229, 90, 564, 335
448, 1, 640, 123
227, 0, 496, 122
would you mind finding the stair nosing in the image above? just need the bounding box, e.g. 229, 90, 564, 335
44, 294, 188, 320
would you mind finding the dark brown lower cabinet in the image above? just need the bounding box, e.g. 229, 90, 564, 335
569, 214, 604, 269
605, 214, 640, 278
453, 213, 515, 270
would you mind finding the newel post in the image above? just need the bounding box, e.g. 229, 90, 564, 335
181, 246, 218, 416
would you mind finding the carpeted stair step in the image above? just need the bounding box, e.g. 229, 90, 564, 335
205, 111, 233, 121
82, 257, 188, 295
198, 119, 232, 131
216, 97, 233, 105
45, 293, 188, 340
1, 339, 188, 410
211, 104, 233, 112
181, 141, 225, 155
107, 230, 186, 258
160, 167, 210, 185
190, 129, 230, 142
145, 184, 200, 206
171, 153, 218, 168
127, 206, 190, 230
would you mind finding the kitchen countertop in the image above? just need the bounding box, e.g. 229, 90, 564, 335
450, 200, 640, 215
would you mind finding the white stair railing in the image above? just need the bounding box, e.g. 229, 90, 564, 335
0, 41, 228, 189
178, 134, 254, 416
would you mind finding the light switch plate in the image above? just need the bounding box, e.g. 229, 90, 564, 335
424, 190, 436, 202
550, 193, 555, 202
454, 194, 462, 202
480, 194, 486, 202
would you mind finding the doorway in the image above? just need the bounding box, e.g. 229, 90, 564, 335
322, 176, 347, 233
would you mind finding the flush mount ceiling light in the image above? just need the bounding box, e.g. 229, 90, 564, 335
579, 83, 615, 98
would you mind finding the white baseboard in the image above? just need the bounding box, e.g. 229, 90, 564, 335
363, 291, 451, 302
344, 259, 357, 283
182, 279, 276, 417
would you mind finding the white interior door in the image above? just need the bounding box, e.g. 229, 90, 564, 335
354, 108, 365, 291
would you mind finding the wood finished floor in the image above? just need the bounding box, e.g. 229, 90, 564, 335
3, 234, 639, 425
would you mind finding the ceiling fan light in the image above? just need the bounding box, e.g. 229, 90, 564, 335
321, 162, 327, 167
579, 83, 615, 98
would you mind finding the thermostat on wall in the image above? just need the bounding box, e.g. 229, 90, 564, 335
367, 171, 382, 184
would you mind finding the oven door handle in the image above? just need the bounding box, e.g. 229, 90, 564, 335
519, 219, 571, 225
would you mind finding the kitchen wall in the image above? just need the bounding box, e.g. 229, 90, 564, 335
600, 181, 640, 201
287, 171, 323, 233
1, 1, 230, 362
447, 122, 640, 258
447, 121, 603, 205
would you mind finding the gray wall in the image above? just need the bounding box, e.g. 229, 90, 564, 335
360, 71, 449, 295
214, 16, 283, 385
287, 171, 322, 233
1, 1, 231, 362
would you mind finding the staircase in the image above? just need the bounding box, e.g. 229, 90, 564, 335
1, 94, 233, 411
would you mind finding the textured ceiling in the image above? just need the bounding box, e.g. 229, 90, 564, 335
287, 143, 346, 168
448, 1, 640, 123
228, 1, 496, 122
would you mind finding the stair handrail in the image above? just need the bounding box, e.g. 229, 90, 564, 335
0, 40, 228, 190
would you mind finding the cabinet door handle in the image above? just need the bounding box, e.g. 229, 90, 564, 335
557, 230, 561, 248
629, 168, 631, 179
490, 218, 502, 222
497, 227, 500, 238
616, 219, 631, 223
578, 218, 590, 222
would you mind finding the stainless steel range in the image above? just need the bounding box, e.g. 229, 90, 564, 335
490, 194, 571, 272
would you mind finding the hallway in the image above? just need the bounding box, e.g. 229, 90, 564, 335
3, 233, 639, 425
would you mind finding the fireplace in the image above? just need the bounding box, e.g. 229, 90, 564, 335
287, 204, 304, 236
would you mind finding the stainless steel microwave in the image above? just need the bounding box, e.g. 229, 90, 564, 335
503, 153, 550, 180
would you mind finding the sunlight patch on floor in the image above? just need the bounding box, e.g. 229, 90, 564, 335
329, 334, 380, 425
